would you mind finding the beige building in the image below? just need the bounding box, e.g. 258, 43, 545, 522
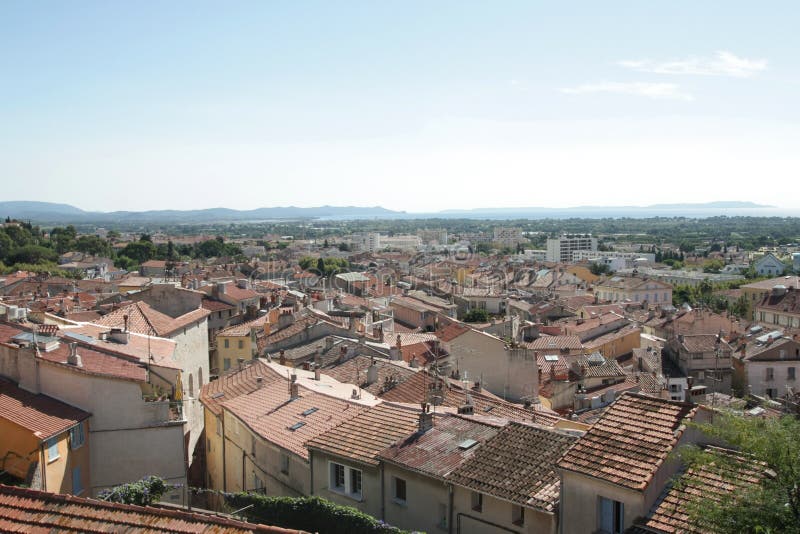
734, 337, 800, 399
740, 275, 800, 319
557, 393, 699, 534
594, 276, 672, 306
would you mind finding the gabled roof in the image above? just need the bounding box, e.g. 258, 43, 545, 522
0, 377, 90, 441
378, 414, 503, 480
447, 422, 577, 512
0, 484, 304, 533
307, 403, 420, 467
199, 360, 280, 416
525, 335, 583, 351
636, 447, 766, 534
321, 355, 416, 396
222, 384, 367, 460
94, 301, 209, 337
217, 315, 268, 337
557, 393, 696, 491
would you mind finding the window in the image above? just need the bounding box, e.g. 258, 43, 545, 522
46, 437, 59, 462
598, 496, 624, 534
331, 463, 345, 491
72, 466, 82, 495
280, 453, 290, 475
69, 424, 84, 450
471, 491, 483, 512
393, 476, 407, 503
766, 367, 774, 381
438, 503, 448, 529
216, 417, 222, 436
329, 462, 362, 499
238, 340, 244, 349
789, 367, 796, 381
350, 468, 362, 498
224, 358, 231, 371
224, 339, 229, 349
512, 504, 524, 526
188, 374, 194, 397
766, 388, 778, 399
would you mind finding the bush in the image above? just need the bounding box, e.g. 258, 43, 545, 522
223, 493, 408, 534
98, 475, 175, 506
463, 309, 490, 323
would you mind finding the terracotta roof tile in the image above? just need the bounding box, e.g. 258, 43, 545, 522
447, 422, 577, 512
321, 356, 416, 396
200, 360, 280, 416
95, 301, 209, 337
638, 447, 766, 534
0, 484, 305, 533
307, 403, 420, 466
222, 384, 367, 460
377, 415, 503, 480
0, 377, 90, 440
557, 393, 696, 491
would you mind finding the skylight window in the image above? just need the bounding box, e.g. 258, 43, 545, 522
301, 407, 319, 416
458, 439, 478, 450
288, 422, 306, 431
544, 354, 559, 362
211, 392, 225, 399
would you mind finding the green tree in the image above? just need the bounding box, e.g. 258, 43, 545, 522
463, 309, 490, 322
680, 413, 800, 533
98, 475, 173, 506
121, 241, 157, 263
8, 245, 58, 265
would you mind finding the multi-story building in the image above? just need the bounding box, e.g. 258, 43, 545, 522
546, 234, 598, 263
754, 285, 800, 329
594, 276, 673, 306
734, 337, 800, 399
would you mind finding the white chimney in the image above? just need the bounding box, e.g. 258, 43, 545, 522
67, 342, 82, 367
366, 359, 378, 385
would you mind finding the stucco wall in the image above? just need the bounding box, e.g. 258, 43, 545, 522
382, 464, 450, 534
452, 485, 556, 534
311, 451, 382, 520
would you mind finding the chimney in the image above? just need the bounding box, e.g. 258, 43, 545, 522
366, 358, 378, 385
314, 366, 321, 381
67, 342, 82, 367
289, 373, 299, 399
123, 314, 129, 332
349, 316, 357, 332
279, 350, 286, 366
256, 376, 264, 387
418, 403, 434, 433
237, 358, 245, 370
109, 328, 130, 344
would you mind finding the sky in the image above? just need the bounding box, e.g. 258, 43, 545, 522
2, 1, 799, 213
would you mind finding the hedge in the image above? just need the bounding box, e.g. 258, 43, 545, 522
223, 493, 412, 534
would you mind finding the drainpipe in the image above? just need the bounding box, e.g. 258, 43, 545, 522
221, 418, 227, 492
448, 483, 454, 534
39, 442, 47, 492
380, 462, 386, 522
309, 450, 314, 495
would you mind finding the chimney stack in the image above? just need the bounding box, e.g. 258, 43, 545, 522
67, 342, 82, 367
418, 403, 434, 432
279, 350, 286, 366
366, 358, 378, 385
289, 373, 299, 399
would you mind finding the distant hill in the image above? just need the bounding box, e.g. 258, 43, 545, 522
0, 200, 781, 224
0, 202, 402, 223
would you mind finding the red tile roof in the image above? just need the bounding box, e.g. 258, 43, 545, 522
637, 447, 766, 534
95, 301, 209, 337
307, 403, 421, 466
378, 414, 503, 480
0, 377, 90, 440
0, 484, 305, 533
558, 393, 696, 491
447, 422, 577, 512
202, 297, 236, 312
200, 360, 280, 416
222, 383, 367, 460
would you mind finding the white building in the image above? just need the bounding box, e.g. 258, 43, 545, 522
546, 234, 598, 263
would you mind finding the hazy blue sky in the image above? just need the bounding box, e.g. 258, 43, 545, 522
2, 2, 798, 212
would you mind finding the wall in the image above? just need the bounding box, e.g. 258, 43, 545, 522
0, 419, 41, 480
452, 485, 556, 534
204, 409, 225, 490
451, 330, 539, 402
311, 451, 382, 520
382, 463, 450, 534
559, 470, 645, 534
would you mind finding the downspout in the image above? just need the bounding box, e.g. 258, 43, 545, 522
222, 418, 227, 492
39, 441, 47, 492
309, 450, 314, 495
558, 471, 564, 534
380, 462, 386, 522
448, 483, 454, 534
242, 449, 247, 492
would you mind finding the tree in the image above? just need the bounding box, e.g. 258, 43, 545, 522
8, 245, 58, 265
98, 475, 174, 506
463, 309, 490, 323
680, 413, 800, 533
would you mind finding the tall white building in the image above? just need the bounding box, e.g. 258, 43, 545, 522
546, 234, 598, 262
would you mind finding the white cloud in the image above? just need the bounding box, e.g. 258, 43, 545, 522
618, 51, 767, 78
560, 82, 693, 101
